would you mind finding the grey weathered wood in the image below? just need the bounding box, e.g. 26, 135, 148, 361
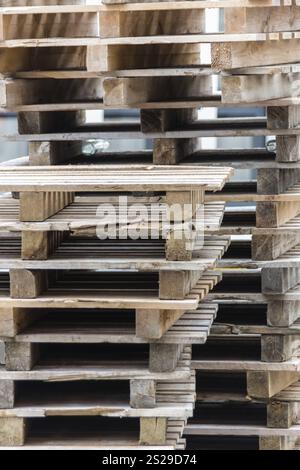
276, 136, 300, 163
149, 343, 183, 373
261, 268, 300, 294
252, 232, 300, 260
5, 342, 39, 371
267, 106, 300, 130
257, 168, 300, 195
261, 335, 300, 362
18, 110, 84, 135
0, 380, 15, 409
159, 270, 192, 300
130, 379, 156, 409
267, 300, 300, 327
29, 141, 82, 166
141, 109, 197, 133
153, 138, 199, 165
256, 201, 300, 228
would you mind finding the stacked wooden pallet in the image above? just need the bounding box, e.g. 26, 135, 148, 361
183, 0, 300, 451
4, 0, 300, 451
0, 0, 232, 449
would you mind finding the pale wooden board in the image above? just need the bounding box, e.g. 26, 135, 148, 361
184, 423, 300, 436
192, 359, 300, 372
0, 165, 232, 192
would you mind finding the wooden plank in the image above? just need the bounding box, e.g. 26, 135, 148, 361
0, 166, 233, 193
184, 423, 300, 437
0, 363, 191, 381
192, 359, 300, 372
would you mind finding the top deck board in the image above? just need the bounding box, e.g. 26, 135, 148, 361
0, 165, 233, 192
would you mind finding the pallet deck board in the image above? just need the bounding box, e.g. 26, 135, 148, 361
0, 165, 232, 192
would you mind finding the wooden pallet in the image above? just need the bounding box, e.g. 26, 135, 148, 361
0, 343, 196, 447
0, 165, 231, 269
0, 233, 230, 270
184, 367, 300, 449
0, 415, 185, 450
1, 302, 218, 345
0, 267, 220, 370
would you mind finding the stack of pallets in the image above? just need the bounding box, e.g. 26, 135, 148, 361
181, 0, 300, 451
3, 0, 300, 451
0, 0, 232, 449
